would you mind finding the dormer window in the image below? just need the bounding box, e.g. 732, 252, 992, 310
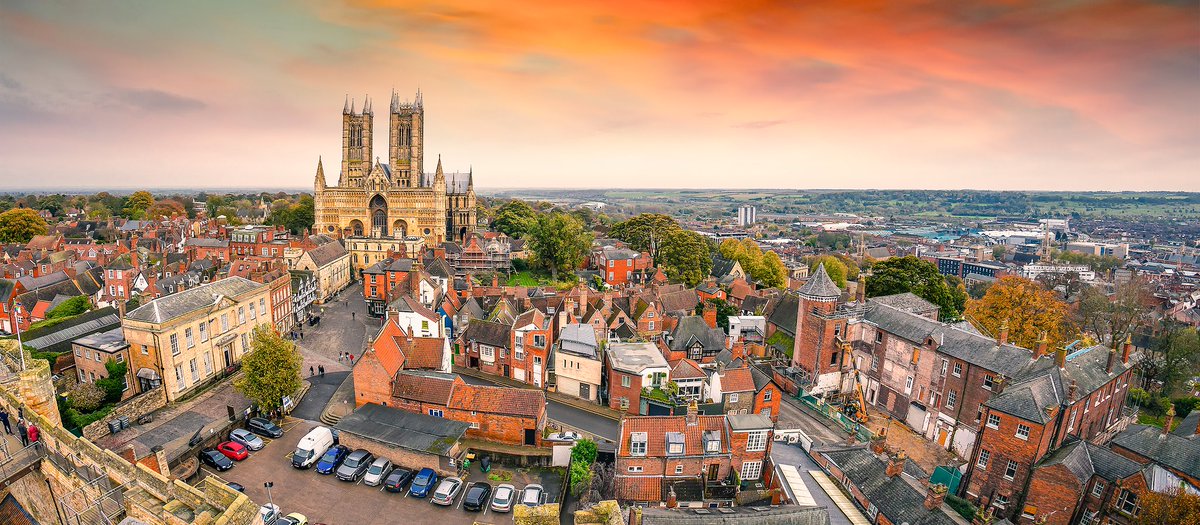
630, 432, 647, 456
704, 431, 721, 453
666, 432, 685, 455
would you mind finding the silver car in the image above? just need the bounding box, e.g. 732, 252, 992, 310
521, 484, 544, 507
230, 428, 265, 451
362, 457, 392, 486
491, 483, 516, 512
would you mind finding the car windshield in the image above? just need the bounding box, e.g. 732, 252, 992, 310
437, 481, 457, 495
495, 488, 512, 502
343, 456, 361, 467
368, 463, 384, 474
320, 449, 339, 461
293, 449, 311, 461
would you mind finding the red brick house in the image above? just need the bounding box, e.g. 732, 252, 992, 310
595, 246, 653, 288
387, 370, 547, 447
615, 407, 773, 505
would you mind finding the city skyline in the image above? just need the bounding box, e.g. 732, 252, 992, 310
1, 1, 1198, 191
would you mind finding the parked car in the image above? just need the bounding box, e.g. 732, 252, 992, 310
291, 426, 334, 469
490, 483, 516, 513
230, 428, 265, 450
362, 457, 393, 486
259, 504, 281, 525
199, 449, 233, 471
521, 484, 544, 507
335, 449, 374, 482
314, 445, 349, 475
546, 431, 581, 443
430, 477, 463, 506
247, 417, 283, 438
226, 482, 245, 493
463, 482, 492, 512
383, 466, 415, 493
216, 441, 249, 461
275, 513, 308, 525
409, 468, 439, 498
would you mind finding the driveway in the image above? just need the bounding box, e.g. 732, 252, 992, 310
197, 419, 539, 525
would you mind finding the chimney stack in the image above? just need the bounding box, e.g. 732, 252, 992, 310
1068, 379, 1078, 402
1034, 331, 1048, 360
1055, 346, 1067, 369
686, 400, 699, 427
1122, 334, 1132, 364
997, 318, 1009, 346
857, 273, 868, 303
702, 303, 717, 329
924, 483, 949, 511
1106, 344, 1117, 374
885, 451, 906, 478
993, 374, 1006, 395
1163, 405, 1175, 436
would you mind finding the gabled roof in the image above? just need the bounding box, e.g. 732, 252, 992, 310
766, 294, 798, 336
391, 370, 458, 405
460, 319, 512, 349
869, 292, 937, 316
1112, 424, 1200, 479
557, 323, 598, 359
304, 240, 347, 267
798, 263, 840, 299
667, 316, 726, 353
720, 367, 756, 393
711, 256, 739, 278
448, 383, 545, 419
820, 447, 958, 525
866, 301, 1032, 377
671, 359, 707, 380
124, 277, 263, 324
619, 415, 729, 457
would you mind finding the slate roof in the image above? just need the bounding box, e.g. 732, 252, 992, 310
19, 307, 121, 354
798, 263, 841, 299
124, 277, 263, 324
869, 292, 938, 316
1112, 424, 1200, 479
819, 447, 959, 525
667, 316, 727, 353
557, 323, 598, 359
304, 240, 347, 267
767, 294, 798, 336
740, 294, 771, 315
865, 301, 1032, 377
988, 344, 1133, 423
460, 319, 512, 349
334, 402, 467, 456
711, 256, 739, 279
750, 365, 774, 391
1172, 410, 1200, 439
185, 237, 229, 248
640, 505, 830, 525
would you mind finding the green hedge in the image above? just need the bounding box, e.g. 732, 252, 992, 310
945, 495, 976, 520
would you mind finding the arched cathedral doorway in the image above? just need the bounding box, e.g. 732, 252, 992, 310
369, 194, 387, 237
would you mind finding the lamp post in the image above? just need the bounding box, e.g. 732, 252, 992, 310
263, 481, 275, 508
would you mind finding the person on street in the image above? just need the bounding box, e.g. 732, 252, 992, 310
318, 365, 324, 377
0, 408, 11, 434
17, 420, 28, 447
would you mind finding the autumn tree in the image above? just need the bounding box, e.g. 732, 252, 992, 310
809, 255, 849, 288
657, 229, 712, 286
145, 199, 186, 219
123, 191, 154, 219
528, 212, 593, 281
0, 208, 49, 243
719, 238, 787, 288
234, 325, 302, 413
1074, 278, 1151, 347
965, 275, 1068, 349
868, 256, 967, 320
1138, 325, 1200, 394
609, 213, 679, 256
492, 199, 539, 238
1134, 487, 1200, 525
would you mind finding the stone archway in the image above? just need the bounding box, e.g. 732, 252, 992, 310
393, 219, 409, 238
349, 220, 364, 237
369, 194, 388, 237
459, 226, 467, 242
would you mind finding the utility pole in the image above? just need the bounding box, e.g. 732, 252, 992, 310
264, 481, 275, 509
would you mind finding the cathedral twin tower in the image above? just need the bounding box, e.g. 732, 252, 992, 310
313, 90, 477, 244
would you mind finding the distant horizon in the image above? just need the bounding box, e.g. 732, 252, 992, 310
2, 186, 1199, 196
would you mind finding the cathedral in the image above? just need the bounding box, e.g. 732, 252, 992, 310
313, 90, 477, 245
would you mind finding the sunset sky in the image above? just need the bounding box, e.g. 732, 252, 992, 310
1, 0, 1197, 191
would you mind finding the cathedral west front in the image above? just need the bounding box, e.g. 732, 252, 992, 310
313, 90, 477, 246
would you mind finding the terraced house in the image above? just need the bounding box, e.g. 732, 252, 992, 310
122, 277, 271, 401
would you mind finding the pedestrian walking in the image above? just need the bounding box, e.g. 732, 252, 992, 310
17, 420, 28, 447
352, 311, 356, 320
318, 365, 324, 377
310, 366, 315, 376
27, 423, 38, 444
348, 353, 354, 364
0, 408, 10, 434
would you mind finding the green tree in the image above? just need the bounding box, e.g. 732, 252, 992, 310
123, 191, 154, 219
1140, 326, 1200, 395
492, 200, 538, 238
809, 255, 849, 288
657, 229, 712, 286
528, 212, 593, 281
720, 239, 786, 288
0, 208, 48, 243
86, 202, 112, 220
570, 439, 598, 496
868, 256, 967, 320
571, 438, 598, 465
610, 214, 679, 255
96, 360, 129, 403
234, 325, 303, 413
205, 195, 225, 218
696, 298, 738, 332
67, 382, 107, 412
47, 295, 91, 319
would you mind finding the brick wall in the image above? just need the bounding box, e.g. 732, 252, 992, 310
82, 386, 167, 441
608, 371, 642, 414
965, 407, 1051, 520
336, 428, 456, 476
1023, 463, 1081, 525
352, 349, 395, 407
753, 383, 781, 422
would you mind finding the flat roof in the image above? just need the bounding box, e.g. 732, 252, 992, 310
73, 326, 128, 353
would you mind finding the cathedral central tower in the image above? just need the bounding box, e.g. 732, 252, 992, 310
389, 90, 424, 188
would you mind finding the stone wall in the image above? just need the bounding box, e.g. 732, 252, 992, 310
336, 429, 458, 476
83, 386, 168, 441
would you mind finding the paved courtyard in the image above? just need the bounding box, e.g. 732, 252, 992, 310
198, 419, 561, 525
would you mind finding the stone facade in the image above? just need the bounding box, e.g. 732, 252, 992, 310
313, 92, 477, 246
82, 386, 168, 441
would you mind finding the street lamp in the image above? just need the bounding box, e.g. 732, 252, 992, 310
263, 481, 275, 508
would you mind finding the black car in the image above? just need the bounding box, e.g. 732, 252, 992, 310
383, 467, 415, 493
246, 417, 283, 438
199, 449, 233, 471
463, 482, 492, 512
335, 449, 374, 482
226, 482, 245, 493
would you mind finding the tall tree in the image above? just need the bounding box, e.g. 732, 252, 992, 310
492, 200, 538, 238
234, 325, 303, 413
609, 214, 680, 257
123, 191, 154, 219
868, 255, 967, 320
145, 199, 186, 219
528, 212, 593, 281
719, 238, 786, 288
656, 229, 712, 286
1139, 325, 1200, 394
965, 275, 1067, 349
1074, 279, 1151, 346
0, 208, 48, 243
1134, 487, 1200, 525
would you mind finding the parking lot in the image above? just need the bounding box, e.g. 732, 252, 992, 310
196, 419, 561, 525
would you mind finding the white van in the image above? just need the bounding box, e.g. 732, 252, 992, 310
291, 426, 334, 469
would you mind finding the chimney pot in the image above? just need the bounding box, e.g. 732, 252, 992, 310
1034, 332, 1048, 360
998, 318, 1009, 346
924, 483, 949, 510
1055, 346, 1067, 369
1164, 405, 1175, 436
885, 452, 906, 478
1106, 345, 1117, 374
1122, 335, 1132, 364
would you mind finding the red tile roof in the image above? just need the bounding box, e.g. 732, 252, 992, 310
616, 476, 662, 502
618, 415, 728, 457
370, 319, 409, 377
721, 367, 756, 393
391, 371, 458, 405
448, 383, 545, 419
670, 359, 707, 380
397, 336, 446, 370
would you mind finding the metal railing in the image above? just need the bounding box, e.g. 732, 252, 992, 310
0, 442, 45, 488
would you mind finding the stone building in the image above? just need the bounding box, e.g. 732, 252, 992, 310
313, 91, 477, 246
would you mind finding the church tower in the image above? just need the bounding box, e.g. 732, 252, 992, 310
341, 95, 374, 187
389, 89, 424, 188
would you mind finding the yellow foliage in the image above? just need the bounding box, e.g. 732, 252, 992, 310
965, 275, 1068, 350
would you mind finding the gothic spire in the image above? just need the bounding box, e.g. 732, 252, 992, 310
364, 94, 372, 114
349, 97, 356, 114
315, 156, 326, 189
343, 95, 350, 114
434, 154, 445, 187
391, 89, 399, 112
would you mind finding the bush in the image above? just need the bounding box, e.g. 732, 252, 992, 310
68, 382, 107, 412
95, 360, 128, 404
512, 258, 529, 272
946, 495, 977, 520
64, 405, 113, 430
1173, 397, 1200, 417
46, 295, 91, 319
571, 439, 598, 466
570, 461, 592, 496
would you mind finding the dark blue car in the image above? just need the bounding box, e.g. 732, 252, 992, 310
409, 468, 439, 498
314, 445, 349, 475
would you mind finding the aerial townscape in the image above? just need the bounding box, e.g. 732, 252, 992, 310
0, 3, 1197, 525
